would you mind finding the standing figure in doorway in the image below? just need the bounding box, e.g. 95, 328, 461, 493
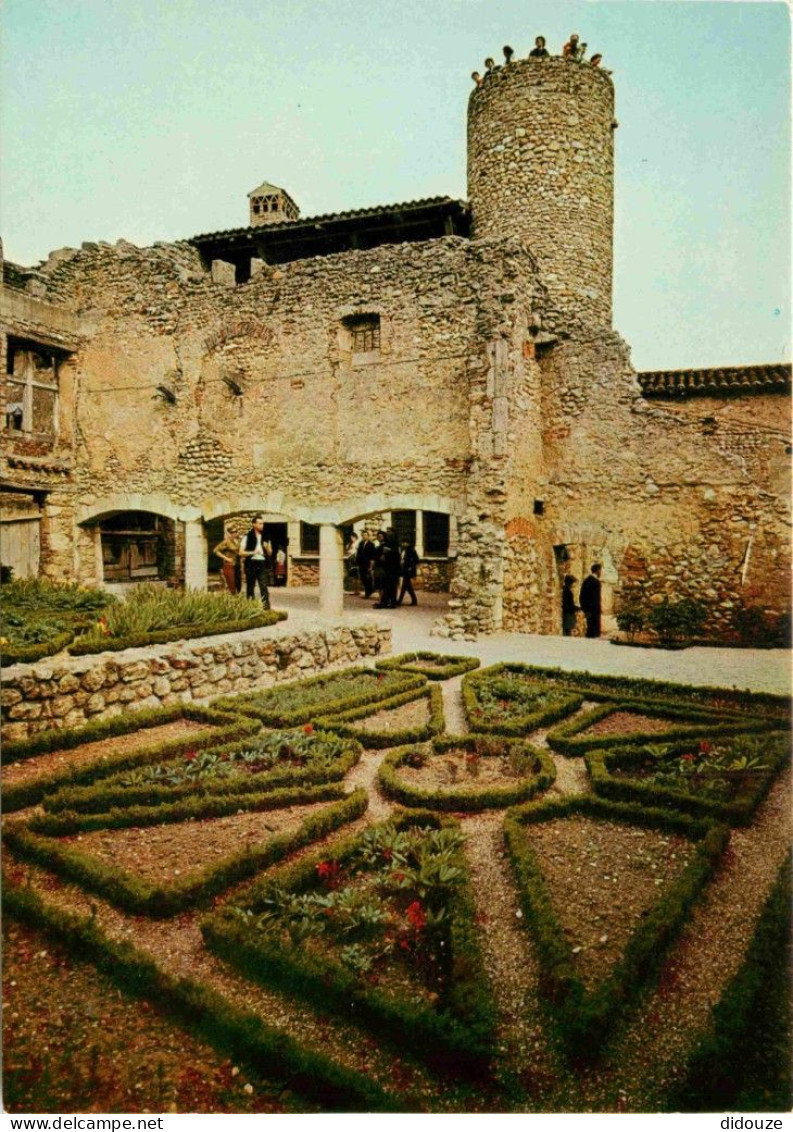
356, 529, 377, 598
398, 539, 420, 606
274, 545, 287, 587
579, 563, 603, 639
212, 530, 241, 594
561, 574, 579, 636
239, 514, 271, 608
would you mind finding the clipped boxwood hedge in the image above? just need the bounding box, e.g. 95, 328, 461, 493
504, 793, 730, 1059
42, 730, 363, 816
3, 877, 398, 1112
670, 853, 792, 1112
30, 781, 349, 837
1, 629, 77, 668
201, 809, 496, 1073
4, 788, 367, 918
586, 733, 790, 825
316, 683, 444, 749
379, 734, 556, 811
214, 667, 426, 728
461, 668, 583, 736
67, 610, 287, 656
545, 700, 767, 757
375, 652, 481, 681
2, 705, 259, 814
466, 662, 790, 722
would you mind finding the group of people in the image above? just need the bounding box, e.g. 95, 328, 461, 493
349, 529, 420, 610
472, 35, 609, 86
212, 514, 287, 609
562, 563, 603, 639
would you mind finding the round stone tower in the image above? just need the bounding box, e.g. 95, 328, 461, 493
468, 57, 615, 329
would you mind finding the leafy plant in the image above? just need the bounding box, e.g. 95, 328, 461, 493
647, 597, 706, 644
615, 603, 646, 641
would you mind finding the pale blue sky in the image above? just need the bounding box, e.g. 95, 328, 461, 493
2, 0, 789, 369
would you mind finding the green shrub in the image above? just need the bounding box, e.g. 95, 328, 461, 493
2, 706, 259, 813
316, 684, 444, 748
379, 735, 556, 811
504, 794, 729, 1059
3, 877, 398, 1112
670, 854, 792, 1112
546, 700, 768, 756
462, 668, 583, 735
4, 789, 368, 917
1, 579, 113, 665
615, 604, 646, 641
215, 667, 426, 728
375, 652, 481, 680
586, 732, 790, 825
201, 810, 495, 1072
647, 597, 707, 645
43, 729, 362, 815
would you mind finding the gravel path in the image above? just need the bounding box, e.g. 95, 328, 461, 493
343, 748, 394, 822
440, 676, 468, 735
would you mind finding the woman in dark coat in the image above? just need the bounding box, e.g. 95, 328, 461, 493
374, 528, 401, 609
562, 574, 579, 636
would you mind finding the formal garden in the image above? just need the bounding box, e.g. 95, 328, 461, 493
2, 650, 790, 1113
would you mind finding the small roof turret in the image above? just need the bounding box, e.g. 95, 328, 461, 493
247, 182, 300, 227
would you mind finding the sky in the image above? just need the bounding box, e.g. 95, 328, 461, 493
1, 0, 790, 370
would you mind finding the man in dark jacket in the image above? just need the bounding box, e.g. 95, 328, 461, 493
398, 540, 420, 606
579, 563, 603, 638
356, 530, 377, 598
239, 514, 271, 608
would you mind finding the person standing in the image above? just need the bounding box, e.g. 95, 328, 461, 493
579, 563, 603, 639
562, 34, 580, 58
274, 545, 287, 587
528, 36, 549, 59
374, 528, 401, 609
398, 539, 420, 606
356, 530, 377, 598
212, 531, 241, 594
239, 515, 271, 608
561, 574, 579, 636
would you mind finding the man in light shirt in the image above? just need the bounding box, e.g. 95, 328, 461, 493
239, 514, 271, 608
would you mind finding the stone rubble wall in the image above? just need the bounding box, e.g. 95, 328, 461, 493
0, 620, 391, 744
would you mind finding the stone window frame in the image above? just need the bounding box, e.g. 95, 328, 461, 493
337, 310, 388, 366
4, 337, 60, 436
300, 521, 321, 557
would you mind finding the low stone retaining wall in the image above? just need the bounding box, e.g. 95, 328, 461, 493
0, 619, 391, 743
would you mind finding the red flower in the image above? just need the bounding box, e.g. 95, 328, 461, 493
184, 750, 197, 762
398, 938, 412, 952
699, 740, 712, 754
406, 900, 426, 930
316, 860, 341, 881
681, 754, 695, 762
303, 724, 314, 735
392, 871, 406, 885
383, 848, 393, 862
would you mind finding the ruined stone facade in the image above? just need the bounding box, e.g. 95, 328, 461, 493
1, 58, 789, 639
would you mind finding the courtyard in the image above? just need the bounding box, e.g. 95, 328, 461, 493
2, 596, 790, 1113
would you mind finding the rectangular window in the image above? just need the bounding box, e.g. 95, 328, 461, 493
3, 339, 59, 436
423, 512, 449, 558
300, 522, 320, 555
346, 314, 381, 354
392, 510, 416, 548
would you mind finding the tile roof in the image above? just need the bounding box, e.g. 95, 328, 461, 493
190, 196, 466, 243
637, 363, 791, 399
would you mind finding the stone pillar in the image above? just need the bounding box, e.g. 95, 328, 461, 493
318, 523, 344, 618
415, 509, 424, 559
184, 520, 208, 591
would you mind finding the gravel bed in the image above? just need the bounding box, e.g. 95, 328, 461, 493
522, 818, 698, 988
61, 803, 333, 885
440, 677, 467, 735
583, 712, 677, 737
397, 749, 533, 791
2, 720, 214, 787
350, 697, 429, 734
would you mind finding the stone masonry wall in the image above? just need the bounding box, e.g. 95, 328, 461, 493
468, 58, 615, 333
0, 620, 391, 743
